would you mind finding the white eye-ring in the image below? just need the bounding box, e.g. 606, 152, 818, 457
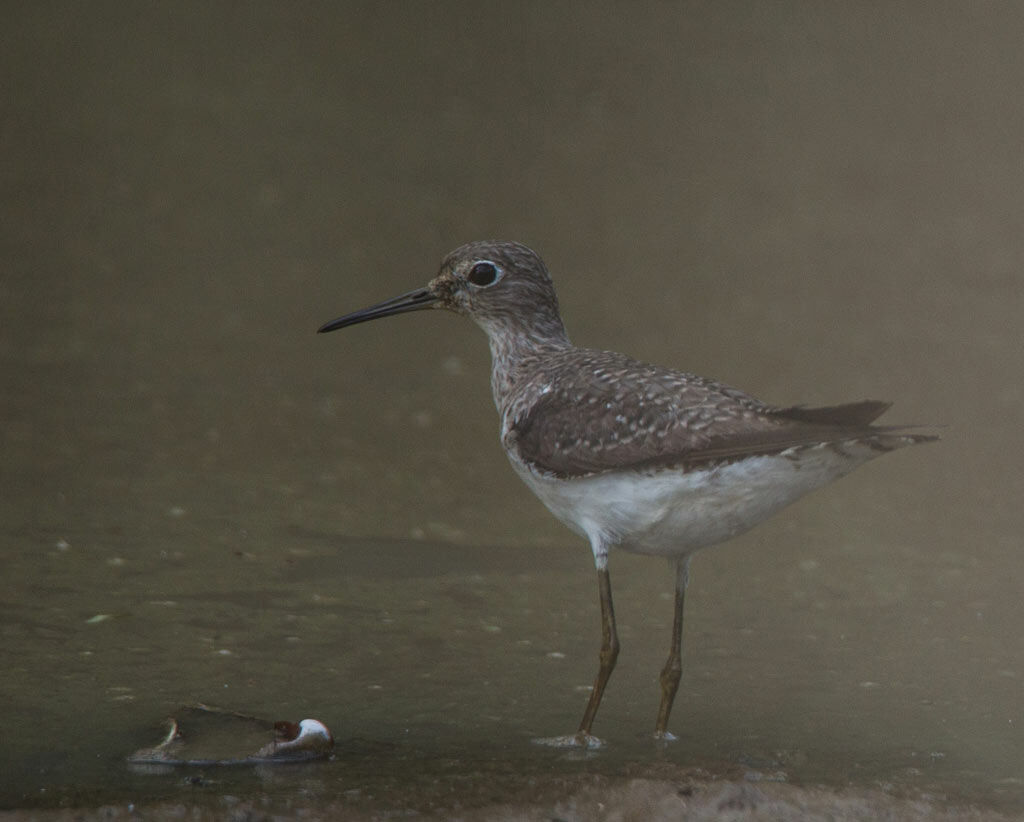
467, 260, 501, 287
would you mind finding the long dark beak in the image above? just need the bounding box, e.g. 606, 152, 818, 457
317, 287, 439, 333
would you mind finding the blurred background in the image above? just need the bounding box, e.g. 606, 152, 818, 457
1, 2, 1021, 815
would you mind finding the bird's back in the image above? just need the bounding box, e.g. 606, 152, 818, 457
498, 346, 933, 480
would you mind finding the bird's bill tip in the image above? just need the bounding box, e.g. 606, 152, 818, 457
317, 286, 439, 333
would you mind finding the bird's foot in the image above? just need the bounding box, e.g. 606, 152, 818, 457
531, 732, 605, 750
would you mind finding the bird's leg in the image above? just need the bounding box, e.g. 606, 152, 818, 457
655, 557, 690, 739
575, 565, 619, 745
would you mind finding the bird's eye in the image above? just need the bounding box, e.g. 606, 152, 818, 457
467, 261, 500, 287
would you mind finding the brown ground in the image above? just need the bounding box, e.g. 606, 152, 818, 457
4, 774, 1021, 822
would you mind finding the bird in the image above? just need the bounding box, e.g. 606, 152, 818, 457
317, 240, 935, 747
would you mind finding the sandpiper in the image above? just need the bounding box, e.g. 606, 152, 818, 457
318, 240, 935, 747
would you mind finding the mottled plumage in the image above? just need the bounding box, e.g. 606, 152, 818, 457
501, 348, 914, 478
319, 240, 935, 746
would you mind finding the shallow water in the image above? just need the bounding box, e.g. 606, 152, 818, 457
2, 2, 1023, 816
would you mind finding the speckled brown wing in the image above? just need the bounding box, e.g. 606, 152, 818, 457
503, 348, 915, 478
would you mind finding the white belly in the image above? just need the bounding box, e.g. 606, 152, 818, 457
511, 443, 877, 558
